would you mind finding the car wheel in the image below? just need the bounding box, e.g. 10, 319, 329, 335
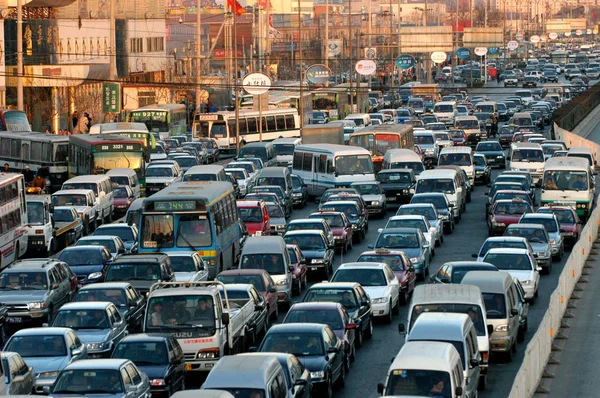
344, 351, 351, 372
355, 327, 364, 348
385, 304, 393, 324
478, 375, 487, 391
435, 238, 441, 247
392, 297, 400, 315
337, 361, 346, 388
518, 325, 525, 343
365, 318, 374, 339
399, 290, 409, 305
325, 374, 333, 398
440, 233, 444, 243
343, 240, 348, 254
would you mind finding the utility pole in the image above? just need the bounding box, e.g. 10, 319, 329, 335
196, 0, 202, 112
325, 0, 329, 68
368, 0, 372, 89
109, 0, 117, 81
348, 0, 353, 110
17, 0, 23, 111
298, 0, 304, 127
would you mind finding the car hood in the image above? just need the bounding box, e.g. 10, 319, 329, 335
381, 183, 412, 190
301, 249, 327, 260
72, 205, 92, 213
547, 231, 561, 241
51, 393, 125, 398
361, 194, 383, 202
560, 223, 577, 232
530, 242, 550, 252
393, 247, 422, 259
270, 217, 286, 226
292, 187, 303, 193
75, 328, 112, 344
114, 198, 131, 207
331, 227, 347, 236
0, 290, 47, 303
127, 280, 155, 293
362, 285, 389, 299
146, 177, 175, 183
492, 215, 522, 224
174, 272, 198, 282
479, 150, 504, 156
244, 222, 264, 234
332, 329, 346, 342
26, 356, 71, 374
69, 264, 104, 277
505, 270, 535, 282
135, 364, 169, 380
296, 356, 328, 372
475, 165, 487, 171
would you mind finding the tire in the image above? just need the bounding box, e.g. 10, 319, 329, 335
399, 290, 409, 305
325, 375, 333, 398
518, 326, 525, 343
478, 375, 487, 391
336, 362, 346, 388
365, 318, 374, 339
344, 351, 351, 373
392, 298, 399, 315
355, 327, 364, 348
385, 304, 393, 324
435, 237, 441, 247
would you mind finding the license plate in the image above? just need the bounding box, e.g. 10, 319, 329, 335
7, 317, 22, 323
185, 364, 192, 371
388, 197, 396, 202
310, 267, 318, 271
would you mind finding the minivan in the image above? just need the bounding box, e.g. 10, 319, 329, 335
406, 284, 491, 389
415, 169, 466, 219
183, 165, 228, 182
239, 236, 293, 307
237, 142, 276, 167
438, 147, 475, 186
344, 113, 372, 128
106, 168, 141, 199
377, 341, 467, 397
508, 142, 545, 185
401, 313, 481, 396
432, 101, 457, 126
461, 271, 520, 361
475, 101, 498, 115
255, 167, 293, 206
62, 175, 115, 224
383, 148, 426, 174
272, 137, 302, 167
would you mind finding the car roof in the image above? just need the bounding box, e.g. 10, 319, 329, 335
289, 302, 342, 311
119, 333, 171, 343
111, 254, 168, 264
485, 248, 530, 255
78, 282, 131, 290
59, 301, 114, 310
337, 262, 387, 270
308, 282, 361, 290
267, 323, 328, 334
64, 359, 130, 370
6, 258, 62, 271
12, 327, 72, 337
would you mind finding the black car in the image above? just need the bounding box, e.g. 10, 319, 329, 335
291, 174, 308, 208
73, 282, 146, 332
258, 323, 346, 396
474, 154, 491, 184
430, 261, 499, 284
475, 141, 505, 168
103, 254, 175, 295
523, 76, 538, 88
283, 230, 335, 279
57, 245, 113, 285
376, 169, 417, 205
543, 70, 558, 83
410, 193, 456, 234
112, 334, 186, 396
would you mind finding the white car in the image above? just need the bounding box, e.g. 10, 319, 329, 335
482, 248, 540, 301
226, 168, 253, 196
227, 161, 258, 182
167, 252, 209, 282
382, 215, 440, 250
331, 262, 401, 323
145, 164, 183, 196
51, 189, 99, 235
395, 204, 444, 247
473, 236, 534, 262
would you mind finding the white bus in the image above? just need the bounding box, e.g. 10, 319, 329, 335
126, 104, 187, 140
541, 157, 594, 219
292, 144, 375, 197
508, 142, 545, 185
239, 91, 313, 126
191, 108, 301, 156
0, 173, 28, 269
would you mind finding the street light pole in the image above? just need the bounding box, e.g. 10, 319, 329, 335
17, 0, 23, 111
196, 0, 202, 112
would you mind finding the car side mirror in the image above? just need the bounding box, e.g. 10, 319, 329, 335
511, 308, 519, 316
367, 244, 374, 249
487, 324, 494, 335
254, 304, 265, 311
288, 265, 294, 272
455, 386, 463, 396
52, 283, 59, 289
377, 383, 385, 394
72, 347, 83, 357
398, 323, 406, 334
42, 386, 51, 394
268, 286, 277, 293
221, 312, 230, 325
295, 378, 308, 386
536, 266, 542, 272
469, 357, 480, 367
327, 346, 338, 353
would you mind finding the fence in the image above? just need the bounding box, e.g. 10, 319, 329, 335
553, 80, 600, 132
508, 124, 600, 397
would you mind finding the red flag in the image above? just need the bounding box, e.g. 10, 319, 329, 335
227, 0, 245, 16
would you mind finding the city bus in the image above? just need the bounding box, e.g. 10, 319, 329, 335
292, 143, 375, 197
0, 131, 69, 191
399, 82, 422, 104
137, 181, 242, 278
0, 173, 28, 269
89, 122, 156, 163
349, 124, 415, 173
0, 110, 31, 132
68, 134, 147, 189
191, 108, 300, 155
551, 50, 568, 65
126, 104, 187, 140
541, 157, 594, 219
311, 87, 349, 121
240, 91, 313, 126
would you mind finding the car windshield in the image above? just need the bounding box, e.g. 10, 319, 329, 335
334, 154, 373, 176
390, 162, 424, 174
59, 249, 105, 265
309, 213, 344, 227
474, 156, 486, 166
241, 254, 286, 275
285, 309, 343, 329
495, 177, 528, 188
217, 274, 265, 291
95, 227, 134, 242
416, 179, 455, 194
387, 219, 427, 233
0, 271, 48, 290
239, 207, 264, 223
112, 341, 168, 365
146, 167, 173, 177
523, 217, 558, 232
52, 208, 75, 222
479, 240, 526, 257
261, 333, 324, 356
5, 335, 67, 357
52, 194, 88, 207
352, 183, 382, 195
543, 170, 588, 190
493, 202, 531, 215
27, 202, 44, 224
113, 187, 129, 199
74, 288, 127, 306
52, 370, 123, 394
105, 263, 161, 281
146, 295, 215, 331
411, 195, 448, 210
456, 119, 479, 129
332, 268, 387, 286
483, 253, 532, 270
273, 144, 295, 156
539, 209, 575, 224
377, 172, 411, 184
397, 206, 437, 221
493, 192, 528, 203
376, 232, 420, 249
477, 142, 502, 151
76, 238, 116, 253
483, 293, 507, 319
505, 227, 548, 243
174, 157, 198, 167
512, 149, 544, 162
304, 288, 358, 310
439, 153, 472, 166
323, 204, 359, 220
267, 204, 284, 218
287, 222, 323, 232
284, 234, 325, 250
410, 304, 486, 335
170, 256, 198, 273
53, 309, 110, 329
384, 369, 452, 397
415, 135, 434, 145
451, 266, 497, 283
357, 254, 405, 271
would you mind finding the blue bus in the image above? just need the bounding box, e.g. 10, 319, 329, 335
137, 181, 243, 278
399, 82, 421, 104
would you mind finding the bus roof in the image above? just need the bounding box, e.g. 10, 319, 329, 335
144, 181, 234, 205
0, 131, 69, 144
131, 104, 186, 112
0, 173, 24, 185
69, 134, 145, 146
295, 143, 371, 155
89, 123, 149, 134
352, 124, 413, 135
544, 157, 589, 171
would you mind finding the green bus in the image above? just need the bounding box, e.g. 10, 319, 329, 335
126, 104, 187, 140
68, 134, 147, 188
88, 122, 156, 163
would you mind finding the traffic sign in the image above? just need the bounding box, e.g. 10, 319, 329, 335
548, 32, 558, 40
488, 47, 500, 55
530, 35, 540, 43
431, 51, 447, 64
395, 55, 416, 69
516, 33, 524, 41
355, 60, 377, 75
365, 48, 377, 60
242, 72, 271, 95
474, 47, 488, 56
456, 48, 471, 60
506, 41, 519, 51
305, 64, 332, 85
576, 29, 583, 36
565, 32, 571, 37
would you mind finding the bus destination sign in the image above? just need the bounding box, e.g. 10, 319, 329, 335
98, 143, 143, 151
154, 201, 197, 211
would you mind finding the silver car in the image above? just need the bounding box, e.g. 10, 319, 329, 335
350, 181, 387, 218
49, 359, 151, 398
0, 352, 34, 395
382, 215, 440, 251
168, 252, 209, 282
3, 327, 87, 394
395, 204, 444, 247
519, 213, 565, 261
265, 202, 287, 235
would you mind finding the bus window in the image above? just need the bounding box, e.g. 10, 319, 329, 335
239, 118, 248, 135
247, 117, 257, 133
285, 115, 295, 129
267, 116, 276, 130
302, 153, 312, 171
276, 116, 285, 130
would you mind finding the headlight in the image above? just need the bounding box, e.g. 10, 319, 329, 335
88, 272, 103, 280
311, 259, 325, 264
197, 350, 220, 359
86, 342, 109, 350
410, 256, 423, 263
276, 279, 288, 286
497, 155, 504, 158
293, 193, 302, 197
150, 379, 166, 386
536, 168, 544, 173
493, 222, 506, 227
164, 182, 171, 186
310, 371, 325, 379
403, 189, 409, 194
372, 297, 389, 304
440, 215, 449, 221
38, 371, 59, 379
372, 201, 380, 206
28, 302, 46, 310
255, 231, 263, 236
550, 239, 558, 245
495, 324, 509, 332
535, 252, 545, 257
352, 224, 358, 230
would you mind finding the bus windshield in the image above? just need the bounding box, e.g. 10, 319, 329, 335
543, 170, 588, 190
334, 154, 373, 175
3, 111, 31, 131
92, 152, 143, 174
273, 144, 295, 156
209, 122, 227, 138
129, 111, 168, 132
456, 119, 479, 129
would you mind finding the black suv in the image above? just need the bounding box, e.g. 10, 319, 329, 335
0, 259, 74, 329
103, 254, 174, 295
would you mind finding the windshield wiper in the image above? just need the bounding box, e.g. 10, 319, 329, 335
84, 390, 120, 394
176, 223, 198, 252
52, 390, 83, 394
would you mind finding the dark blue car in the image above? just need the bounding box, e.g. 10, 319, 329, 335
57, 245, 113, 285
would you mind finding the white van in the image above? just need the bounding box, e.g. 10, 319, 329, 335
183, 165, 228, 182
542, 157, 594, 219
438, 147, 475, 186
382, 148, 425, 175
508, 142, 545, 185
62, 175, 114, 224
377, 341, 467, 397
433, 101, 457, 126
272, 137, 302, 167
344, 113, 372, 128
106, 168, 141, 199
402, 313, 481, 397
406, 284, 491, 389
515, 90, 533, 106
567, 145, 596, 172
415, 169, 467, 218
475, 101, 498, 115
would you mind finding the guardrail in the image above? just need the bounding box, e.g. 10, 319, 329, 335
508, 124, 600, 397
553, 80, 600, 133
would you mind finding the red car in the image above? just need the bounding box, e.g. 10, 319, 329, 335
237, 200, 270, 236
487, 199, 533, 236
286, 244, 307, 295
537, 205, 582, 248
308, 211, 354, 253
112, 186, 136, 216
216, 269, 279, 320
486, 190, 533, 216
356, 248, 417, 304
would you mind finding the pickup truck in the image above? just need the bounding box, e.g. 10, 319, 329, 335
51, 189, 99, 235
143, 281, 258, 372
25, 196, 83, 256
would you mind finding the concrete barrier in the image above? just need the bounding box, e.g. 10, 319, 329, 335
508, 124, 600, 397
